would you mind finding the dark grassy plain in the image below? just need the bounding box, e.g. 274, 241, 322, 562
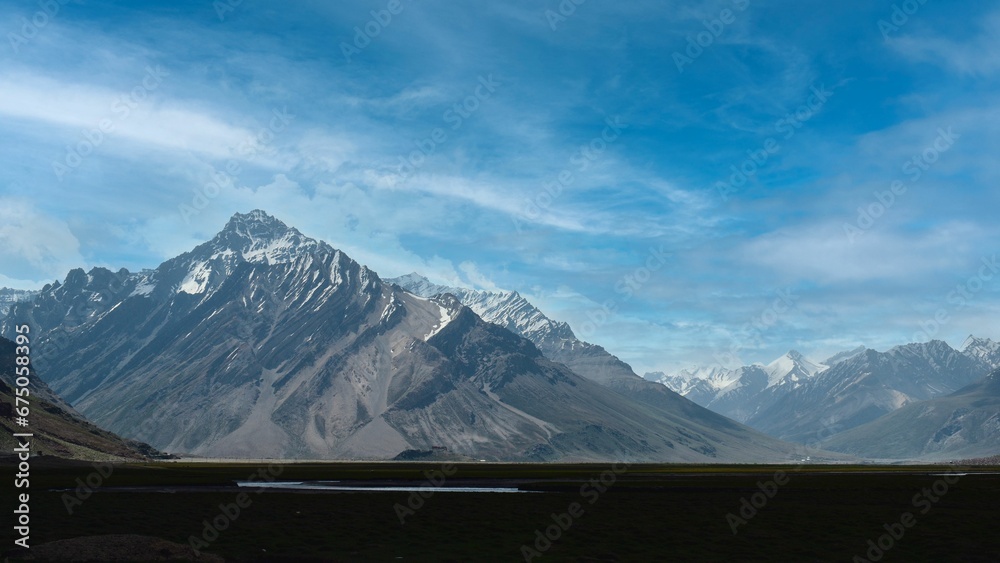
4, 459, 999, 562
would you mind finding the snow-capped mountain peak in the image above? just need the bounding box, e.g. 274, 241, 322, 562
646, 367, 731, 393
647, 349, 829, 423
214, 210, 324, 265
962, 335, 1000, 368
763, 350, 825, 388
152, 211, 338, 298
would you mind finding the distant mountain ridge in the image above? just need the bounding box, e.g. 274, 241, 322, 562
821, 367, 1000, 461
962, 335, 1000, 369
747, 340, 991, 442
648, 338, 995, 442
645, 367, 733, 407
645, 350, 827, 423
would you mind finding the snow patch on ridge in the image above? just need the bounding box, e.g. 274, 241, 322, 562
242, 232, 301, 265
178, 261, 211, 295
424, 302, 455, 341
130, 281, 156, 297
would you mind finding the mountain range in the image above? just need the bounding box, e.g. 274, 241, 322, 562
654, 339, 997, 446
820, 367, 1000, 460
387, 274, 999, 460
0, 211, 808, 462
645, 350, 829, 424
2, 210, 995, 462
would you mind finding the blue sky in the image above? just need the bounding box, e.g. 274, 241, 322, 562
1, 0, 997, 374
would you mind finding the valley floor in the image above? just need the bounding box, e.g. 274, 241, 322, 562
4, 459, 1000, 562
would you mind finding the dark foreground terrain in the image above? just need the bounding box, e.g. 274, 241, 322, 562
3, 459, 999, 562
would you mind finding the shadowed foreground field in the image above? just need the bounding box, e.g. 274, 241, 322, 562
4, 460, 999, 562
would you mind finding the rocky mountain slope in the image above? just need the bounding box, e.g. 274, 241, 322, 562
0, 337, 157, 460
820, 367, 1000, 461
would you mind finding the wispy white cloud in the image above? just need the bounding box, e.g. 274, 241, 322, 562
0, 198, 84, 285
0, 71, 262, 160
889, 11, 1000, 76
735, 222, 986, 283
